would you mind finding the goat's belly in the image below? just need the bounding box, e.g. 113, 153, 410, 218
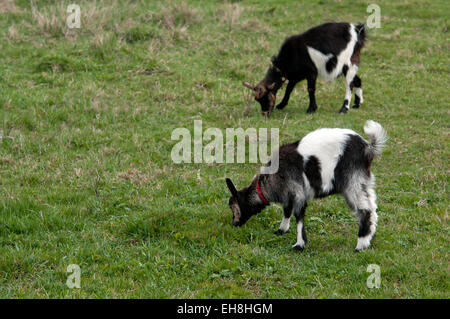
318, 70, 340, 82
307, 46, 343, 82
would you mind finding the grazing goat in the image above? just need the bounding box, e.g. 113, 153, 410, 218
243, 22, 366, 116
225, 120, 386, 251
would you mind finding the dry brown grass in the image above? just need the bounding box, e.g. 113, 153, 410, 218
15, 0, 202, 49
7, 24, 19, 41
152, 1, 201, 29
216, 2, 245, 28
29, 0, 117, 39
117, 168, 150, 185
214, 2, 272, 33
30, 0, 65, 37
0, 0, 20, 13
142, 0, 201, 44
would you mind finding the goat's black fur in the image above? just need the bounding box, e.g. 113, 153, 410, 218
225, 121, 386, 251
243, 22, 367, 115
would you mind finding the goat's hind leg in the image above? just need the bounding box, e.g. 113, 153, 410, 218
352, 74, 363, 109
355, 208, 377, 251
338, 65, 357, 114
344, 179, 378, 251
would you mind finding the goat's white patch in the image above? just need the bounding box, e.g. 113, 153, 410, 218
346, 173, 373, 211
306, 24, 358, 82
356, 234, 372, 251
306, 48, 334, 81
356, 209, 377, 251
279, 216, 290, 233
370, 212, 378, 233
344, 65, 358, 107
355, 87, 363, 104
293, 221, 305, 248
367, 174, 377, 211
298, 128, 356, 193
302, 173, 315, 199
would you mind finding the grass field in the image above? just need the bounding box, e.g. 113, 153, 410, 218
0, 0, 448, 298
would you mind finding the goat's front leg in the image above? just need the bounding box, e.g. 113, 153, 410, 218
276, 80, 296, 110
275, 201, 293, 235
292, 202, 308, 251
306, 76, 317, 113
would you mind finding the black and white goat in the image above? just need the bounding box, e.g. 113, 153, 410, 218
225, 120, 386, 251
243, 22, 366, 116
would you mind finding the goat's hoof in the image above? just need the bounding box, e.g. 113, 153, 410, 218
338, 107, 348, 114
352, 104, 360, 109
276, 103, 287, 110
306, 107, 316, 114
354, 245, 370, 252
274, 229, 289, 236
292, 244, 304, 252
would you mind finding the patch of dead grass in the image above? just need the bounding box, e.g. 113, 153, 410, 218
145, 1, 201, 29
0, 0, 19, 13
217, 3, 244, 27
117, 168, 150, 185
30, 0, 117, 39
7, 24, 19, 41
215, 3, 272, 33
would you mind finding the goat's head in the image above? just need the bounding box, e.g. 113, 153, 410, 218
243, 81, 276, 117
225, 178, 265, 226
243, 61, 285, 117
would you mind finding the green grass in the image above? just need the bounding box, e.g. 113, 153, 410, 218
0, 0, 448, 298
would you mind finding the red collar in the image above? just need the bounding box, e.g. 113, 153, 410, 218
256, 180, 270, 205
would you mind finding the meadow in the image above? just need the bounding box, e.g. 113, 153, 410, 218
0, 0, 448, 298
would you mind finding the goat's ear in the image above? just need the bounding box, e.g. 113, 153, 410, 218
242, 81, 255, 90
267, 83, 275, 90
226, 178, 238, 197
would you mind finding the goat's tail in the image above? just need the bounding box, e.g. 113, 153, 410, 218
364, 120, 387, 158
355, 23, 366, 49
